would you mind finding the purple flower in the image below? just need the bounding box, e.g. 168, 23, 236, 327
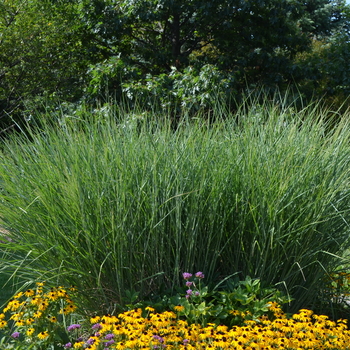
186, 289, 193, 296
11, 332, 20, 339
64, 343, 72, 348
195, 291, 200, 296
182, 272, 192, 280
183, 339, 189, 344
195, 271, 204, 279
185, 281, 193, 287
105, 334, 114, 340
86, 338, 95, 345
105, 340, 115, 346
153, 335, 164, 343
67, 324, 81, 332
92, 323, 102, 330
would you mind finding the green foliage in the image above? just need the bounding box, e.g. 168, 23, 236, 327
1, 96, 350, 316
116, 64, 237, 116
0, 0, 103, 131
81, 0, 350, 112
314, 267, 350, 319
294, 31, 350, 110
1, 0, 350, 133
110, 0, 342, 74
153, 273, 291, 327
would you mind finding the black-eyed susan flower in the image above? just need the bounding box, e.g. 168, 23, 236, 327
174, 305, 185, 312
26, 317, 35, 325
37, 331, 49, 340
13, 292, 24, 299
90, 315, 101, 324
48, 315, 57, 323
73, 341, 84, 349
38, 301, 49, 311
33, 311, 42, 319
65, 303, 77, 313
26, 327, 35, 336
24, 289, 35, 297
47, 291, 59, 301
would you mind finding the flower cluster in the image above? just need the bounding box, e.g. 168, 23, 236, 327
0, 282, 78, 348
182, 271, 204, 299
41, 303, 350, 350
2, 281, 350, 349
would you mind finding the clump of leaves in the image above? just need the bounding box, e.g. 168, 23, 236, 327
125, 272, 291, 327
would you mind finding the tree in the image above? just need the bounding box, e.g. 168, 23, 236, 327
81, 0, 349, 101
0, 0, 102, 132
1, 0, 349, 132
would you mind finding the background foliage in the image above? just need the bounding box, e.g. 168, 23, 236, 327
1, 0, 350, 132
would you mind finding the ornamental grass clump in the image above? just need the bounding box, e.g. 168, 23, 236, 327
2, 283, 350, 349
1, 96, 350, 314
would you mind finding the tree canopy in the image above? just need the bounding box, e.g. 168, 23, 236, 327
1, 0, 350, 131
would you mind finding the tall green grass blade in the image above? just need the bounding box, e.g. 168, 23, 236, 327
0, 95, 350, 314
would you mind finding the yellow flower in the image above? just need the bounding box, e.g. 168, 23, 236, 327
26, 317, 35, 325
73, 341, 84, 349
90, 315, 101, 324
33, 311, 43, 319
0, 320, 7, 329
37, 331, 49, 340
216, 325, 228, 332
31, 296, 43, 306
10, 312, 24, 321
47, 291, 59, 301
69, 285, 77, 292
230, 310, 241, 316
48, 316, 57, 323
63, 303, 77, 314
13, 292, 24, 299
6, 300, 21, 311
56, 288, 68, 297
26, 328, 35, 336
25, 289, 35, 297
116, 342, 125, 350
15, 320, 25, 327
174, 305, 185, 312
38, 301, 49, 311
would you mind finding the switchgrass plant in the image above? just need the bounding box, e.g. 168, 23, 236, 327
0, 96, 350, 315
